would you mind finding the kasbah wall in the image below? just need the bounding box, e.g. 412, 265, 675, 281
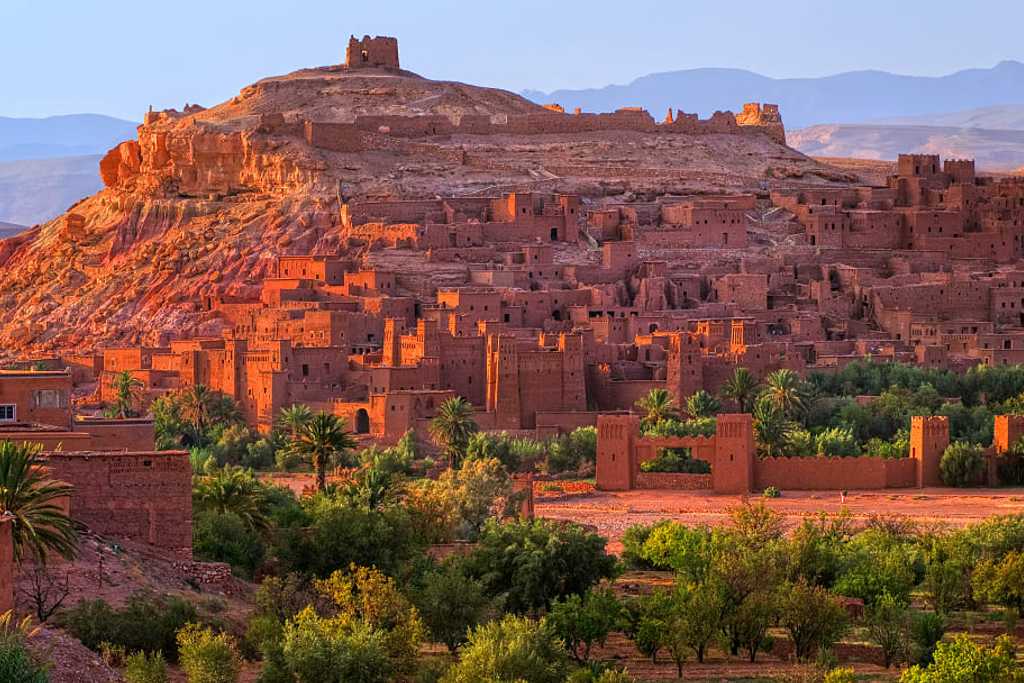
595, 412, 1010, 493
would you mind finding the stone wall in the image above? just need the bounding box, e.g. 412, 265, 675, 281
43, 451, 192, 556
754, 455, 916, 490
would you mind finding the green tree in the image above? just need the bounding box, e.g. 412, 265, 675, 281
635, 388, 680, 428
763, 369, 806, 419
0, 441, 78, 563
276, 404, 314, 439
109, 370, 143, 419
730, 590, 776, 663
429, 397, 478, 469
413, 560, 493, 653
685, 390, 720, 419
440, 614, 570, 683
900, 634, 1024, 682
176, 624, 241, 683
288, 412, 357, 493
939, 442, 986, 487
972, 550, 1024, 616
192, 466, 270, 530
866, 592, 910, 668
624, 591, 671, 664
720, 367, 760, 413
778, 581, 848, 662
315, 565, 425, 671
548, 587, 624, 664
464, 518, 618, 614
669, 581, 724, 664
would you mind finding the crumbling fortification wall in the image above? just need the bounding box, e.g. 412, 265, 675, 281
43, 450, 192, 556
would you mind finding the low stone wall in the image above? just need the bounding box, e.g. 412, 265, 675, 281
754, 455, 917, 491
635, 472, 713, 490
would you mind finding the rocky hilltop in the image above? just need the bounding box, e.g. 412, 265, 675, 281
0, 37, 853, 356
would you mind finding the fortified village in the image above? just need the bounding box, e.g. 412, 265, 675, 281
1, 34, 1024, 646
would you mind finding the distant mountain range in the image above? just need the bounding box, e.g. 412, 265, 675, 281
870, 104, 1024, 130
0, 114, 137, 162
0, 220, 25, 239
523, 61, 1024, 130
0, 114, 134, 225
788, 124, 1024, 171
0, 155, 103, 227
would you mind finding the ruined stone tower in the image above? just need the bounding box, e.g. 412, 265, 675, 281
346, 35, 400, 69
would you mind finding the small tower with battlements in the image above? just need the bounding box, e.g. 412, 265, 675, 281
346, 35, 400, 69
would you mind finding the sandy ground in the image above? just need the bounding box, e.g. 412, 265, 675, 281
536, 487, 1024, 553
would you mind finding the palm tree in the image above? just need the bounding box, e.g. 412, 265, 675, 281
289, 412, 357, 492
752, 396, 788, 458
193, 466, 270, 530
276, 404, 313, 439
179, 384, 217, 444
109, 371, 143, 419
635, 388, 681, 428
685, 390, 721, 419
720, 367, 760, 413
763, 369, 806, 419
429, 397, 478, 469
0, 442, 78, 563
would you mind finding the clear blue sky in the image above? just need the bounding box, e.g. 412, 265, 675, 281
3, 0, 1022, 120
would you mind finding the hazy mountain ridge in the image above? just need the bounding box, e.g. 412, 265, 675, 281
0, 114, 138, 162
524, 61, 1024, 129
0, 155, 103, 226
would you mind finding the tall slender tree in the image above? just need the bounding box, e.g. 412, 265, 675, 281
276, 403, 314, 439
288, 412, 357, 492
720, 367, 760, 413
429, 397, 478, 469
763, 369, 806, 419
109, 370, 143, 419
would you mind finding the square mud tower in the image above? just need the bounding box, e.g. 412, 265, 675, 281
346, 35, 400, 69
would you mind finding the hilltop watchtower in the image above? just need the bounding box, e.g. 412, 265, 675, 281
346, 35, 400, 69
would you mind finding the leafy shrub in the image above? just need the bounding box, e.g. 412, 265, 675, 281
412, 561, 492, 653
59, 592, 197, 660
177, 624, 241, 683
124, 651, 168, 683
639, 448, 710, 474
464, 518, 618, 614
822, 668, 856, 683
834, 530, 919, 606
939, 442, 986, 487
815, 427, 860, 457
0, 613, 47, 683
282, 618, 391, 683
779, 581, 849, 662
762, 486, 781, 498
547, 588, 624, 663
621, 521, 669, 570
440, 615, 570, 683
900, 634, 1021, 682
909, 611, 946, 665
193, 510, 266, 579
644, 417, 716, 438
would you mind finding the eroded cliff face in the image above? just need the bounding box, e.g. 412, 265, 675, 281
0, 63, 843, 358
99, 119, 323, 198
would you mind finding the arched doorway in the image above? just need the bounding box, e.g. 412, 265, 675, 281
355, 408, 370, 434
